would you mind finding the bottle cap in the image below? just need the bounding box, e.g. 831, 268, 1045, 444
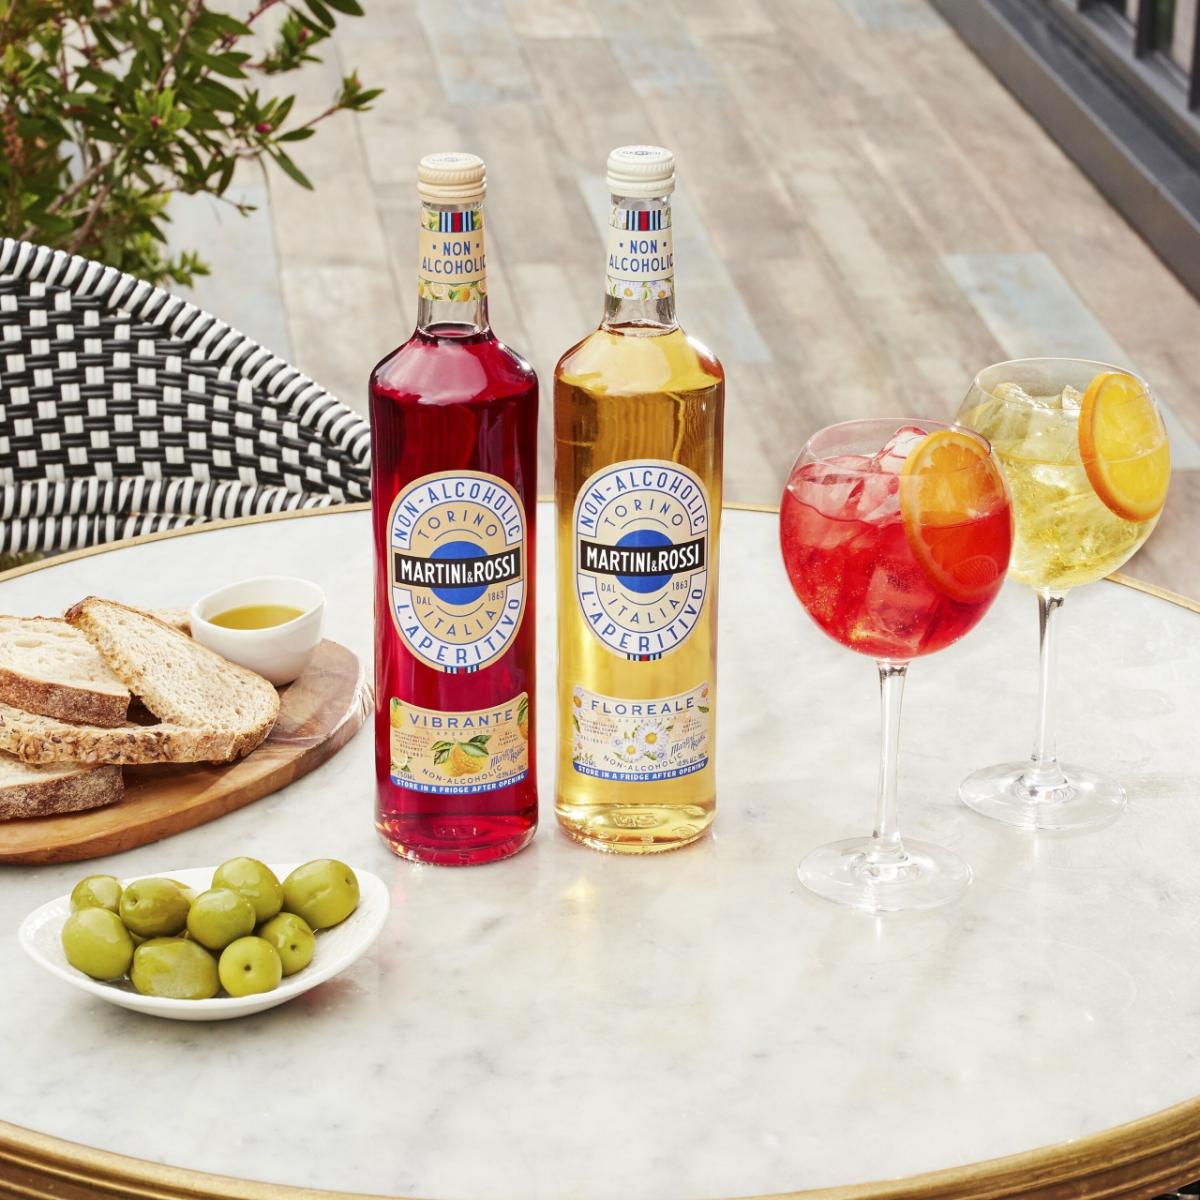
606, 145, 675, 198
417, 152, 486, 203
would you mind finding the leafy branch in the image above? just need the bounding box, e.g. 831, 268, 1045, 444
1, 0, 382, 287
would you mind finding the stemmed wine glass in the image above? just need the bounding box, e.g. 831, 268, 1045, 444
780, 418, 1013, 912
955, 359, 1170, 831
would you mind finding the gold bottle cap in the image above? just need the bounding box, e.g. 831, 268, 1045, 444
606, 145, 675, 198
417, 152, 486, 203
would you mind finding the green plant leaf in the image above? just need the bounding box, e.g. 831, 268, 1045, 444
303, 0, 336, 28
270, 148, 313, 190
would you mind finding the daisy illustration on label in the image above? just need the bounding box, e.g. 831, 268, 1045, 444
573, 459, 709, 660
387, 470, 526, 673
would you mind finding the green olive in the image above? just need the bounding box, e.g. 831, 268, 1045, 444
186, 888, 256, 952
69, 874, 123, 914
165, 879, 198, 906
218, 936, 282, 996
130, 938, 219, 999
119, 878, 191, 938
61, 908, 134, 980
257, 912, 315, 976
211, 858, 283, 923
282, 860, 359, 930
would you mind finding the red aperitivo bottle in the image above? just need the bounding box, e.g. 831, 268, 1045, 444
370, 153, 538, 865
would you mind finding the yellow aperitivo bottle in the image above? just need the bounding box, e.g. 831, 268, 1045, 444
554, 146, 724, 853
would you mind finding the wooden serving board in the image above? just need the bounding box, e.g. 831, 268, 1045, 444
0, 640, 370, 865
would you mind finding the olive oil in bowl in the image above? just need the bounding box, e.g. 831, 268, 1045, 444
191, 576, 325, 684
209, 604, 306, 630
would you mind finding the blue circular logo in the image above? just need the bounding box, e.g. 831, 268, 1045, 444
387, 472, 526, 673
573, 460, 710, 660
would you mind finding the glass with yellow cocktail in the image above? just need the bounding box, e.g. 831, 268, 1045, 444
956, 358, 1171, 831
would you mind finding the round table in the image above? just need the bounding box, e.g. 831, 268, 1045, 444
2, 504, 1199, 1200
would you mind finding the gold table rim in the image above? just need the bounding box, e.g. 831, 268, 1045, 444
2, 500, 1197, 1200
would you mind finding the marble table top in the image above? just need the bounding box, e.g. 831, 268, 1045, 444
1, 505, 1199, 1200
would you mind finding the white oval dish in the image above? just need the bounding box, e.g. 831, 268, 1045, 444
18, 863, 387, 1021
190, 576, 325, 684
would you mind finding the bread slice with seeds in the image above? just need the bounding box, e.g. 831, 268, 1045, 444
0, 616, 130, 727
65, 598, 278, 760
0, 702, 238, 765
0, 752, 123, 820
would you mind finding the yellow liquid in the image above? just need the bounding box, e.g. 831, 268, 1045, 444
965, 394, 1159, 590
209, 603, 305, 629
554, 325, 724, 853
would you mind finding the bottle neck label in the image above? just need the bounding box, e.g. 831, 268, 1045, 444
573, 459, 709, 660
418, 206, 487, 302
386, 470, 525, 672
606, 204, 674, 302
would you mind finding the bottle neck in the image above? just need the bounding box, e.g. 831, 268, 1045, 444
416, 200, 489, 335
602, 193, 677, 332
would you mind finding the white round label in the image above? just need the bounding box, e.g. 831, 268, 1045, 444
387, 471, 526, 673
573, 460, 710, 660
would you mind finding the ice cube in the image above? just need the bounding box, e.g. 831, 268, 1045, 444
873, 425, 928, 474
992, 381, 1035, 406
787, 457, 867, 523
852, 471, 901, 524
863, 557, 939, 657
1060, 384, 1084, 412
992, 381, 1057, 410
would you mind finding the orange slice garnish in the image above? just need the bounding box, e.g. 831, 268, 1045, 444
1078, 371, 1170, 522
899, 430, 1010, 604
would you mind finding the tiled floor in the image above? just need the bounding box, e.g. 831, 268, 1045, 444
177, 0, 1200, 597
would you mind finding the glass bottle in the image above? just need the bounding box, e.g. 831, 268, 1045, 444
370, 152, 538, 865
554, 145, 724, 853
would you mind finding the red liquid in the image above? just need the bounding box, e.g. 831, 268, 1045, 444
370, 326, 538, 865
780, 462, 1011, 660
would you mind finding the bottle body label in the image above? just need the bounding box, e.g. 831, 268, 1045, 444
606, 205, 673, 301
389, 694, 529, 794
387, 470, 526, 673
418, 206, 486, 302
573, 459, 710, 660
570, 683, 710, 782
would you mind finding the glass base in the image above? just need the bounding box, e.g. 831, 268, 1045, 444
959, 762, 1126, 832
798, 837, 972, 913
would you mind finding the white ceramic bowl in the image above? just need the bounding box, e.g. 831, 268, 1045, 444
18, 863, 388, 1021
190, 576, 325, 684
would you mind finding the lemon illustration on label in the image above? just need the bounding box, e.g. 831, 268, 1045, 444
388, 695, 528, 795
434, 735, 491, 777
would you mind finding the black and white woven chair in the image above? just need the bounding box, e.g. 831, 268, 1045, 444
0, 237, 370, 557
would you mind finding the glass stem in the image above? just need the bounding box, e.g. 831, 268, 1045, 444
1027, 590, 1068, 788
869, 661, 909, 866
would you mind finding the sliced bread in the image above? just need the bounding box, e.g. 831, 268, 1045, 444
66, 598, 278, 760
143, 607, 192, 635
0, 616, 130, 727
0, 701, 238, 765
0, 752, 123, 820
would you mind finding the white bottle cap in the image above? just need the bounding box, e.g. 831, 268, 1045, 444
417, 152, 486, 203
606, 145, 675, 198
